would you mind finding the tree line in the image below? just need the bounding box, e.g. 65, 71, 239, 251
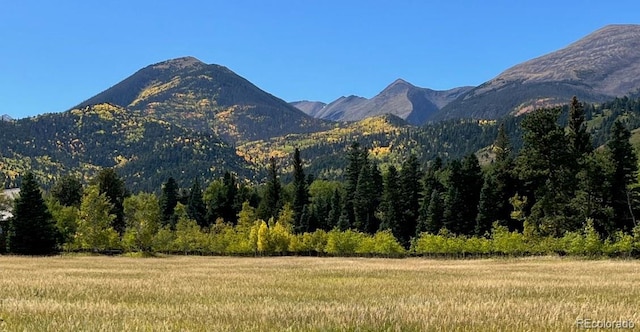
1, 97, 640, 257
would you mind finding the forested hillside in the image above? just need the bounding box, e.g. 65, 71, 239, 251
3, 97, 640, 257
0, 103, 249, 191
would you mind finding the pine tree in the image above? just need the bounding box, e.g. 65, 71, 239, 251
398, 154, 421, 244
51, 175, 83, 207
477, 129, 517, 234
159, 177, 179, 228
258, 157, 282, 221
460, 154, 483, 234
515, 107, 575, 236
425, 190, 444, 234
354, 162, 381, 233
341, 143, 365, 227
93, 168, 128, 235
379, 165, 402, 240
8, 172, 59, 255
572, 152, 615, 236
442, 160, 466, 235
607, 120, 638, 232
292, 148, 310, 233
206, 172, 239, 225
567, 96, 593, 161
416, 158, 443, 235
326, 189, 342, 230
0, 192, 10, 253
494, 123, 511, 163
187, 178, 207, 228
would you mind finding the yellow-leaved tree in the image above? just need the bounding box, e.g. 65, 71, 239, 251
73, 185, 120, 251
123, 193, 161, 253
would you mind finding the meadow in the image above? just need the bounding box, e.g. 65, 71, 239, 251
0, 256, 638, 331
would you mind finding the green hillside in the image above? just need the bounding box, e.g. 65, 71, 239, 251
0, 103, 248, 191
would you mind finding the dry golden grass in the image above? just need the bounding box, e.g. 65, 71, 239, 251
0, 256, 638, 331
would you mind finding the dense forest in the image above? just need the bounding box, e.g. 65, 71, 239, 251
2, 97, 640, 257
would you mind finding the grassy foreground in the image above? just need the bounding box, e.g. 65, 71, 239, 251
0, 256, 638, 331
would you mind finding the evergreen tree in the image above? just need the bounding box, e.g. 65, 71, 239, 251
398, 154, 421, 244
475, 162, 517, 234
354, 162, 380, 233
257, 157, 282, 221
425, 190, 444, 234
607, 121, 638, 232
379, 165, 402, 240
159, 177, 179, 228
477, 129, 517, 234
337, 201, 352, 231
292, 148, 310, 233
460, 154, 483, 233
206, 172, 240, 225
494, 123, 511, 163
0, 192, 10, 253
515, 107, 575, 236
572, 152, 615, 236
441, 156, 482, 236
7, 172, 59, 255
93, 168, 129, 235
567, 96, 593, 160
222, 172, 240, 224
327, 189, 342, 230
187, 178, 207, 228
341, 143, 365, 227
51, 175, 83, 207
416, 158, 443, 235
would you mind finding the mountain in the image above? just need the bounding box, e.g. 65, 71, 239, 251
76, 57, 329, 142
438, 24, 640, 120
291, 80, 472, 125
0, 103, 249, 191
290, 101, 327, 117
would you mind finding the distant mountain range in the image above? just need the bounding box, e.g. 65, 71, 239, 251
291, 80, 472, 125
293, 24, 640, 122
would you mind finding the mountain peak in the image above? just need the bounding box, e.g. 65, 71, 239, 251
152, 56, 205, 70
391, 78, 411, 86
386, 78, 414, 88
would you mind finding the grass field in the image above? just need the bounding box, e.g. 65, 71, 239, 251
0, 256, 638, 331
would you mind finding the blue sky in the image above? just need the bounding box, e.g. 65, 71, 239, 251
2, 1, 640, 118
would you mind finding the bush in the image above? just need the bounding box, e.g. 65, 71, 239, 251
325, 229, 364, 255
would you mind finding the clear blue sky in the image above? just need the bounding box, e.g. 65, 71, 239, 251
2, 0, 640, 118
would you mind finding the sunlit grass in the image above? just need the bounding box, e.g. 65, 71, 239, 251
0, 256, 638, 331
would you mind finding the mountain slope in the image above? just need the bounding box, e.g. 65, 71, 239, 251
292, 80, 472, 125
290, 101, 327, 117
438, 24, 640, 120
76, 57, 329, 142
0, 103, 249, 191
